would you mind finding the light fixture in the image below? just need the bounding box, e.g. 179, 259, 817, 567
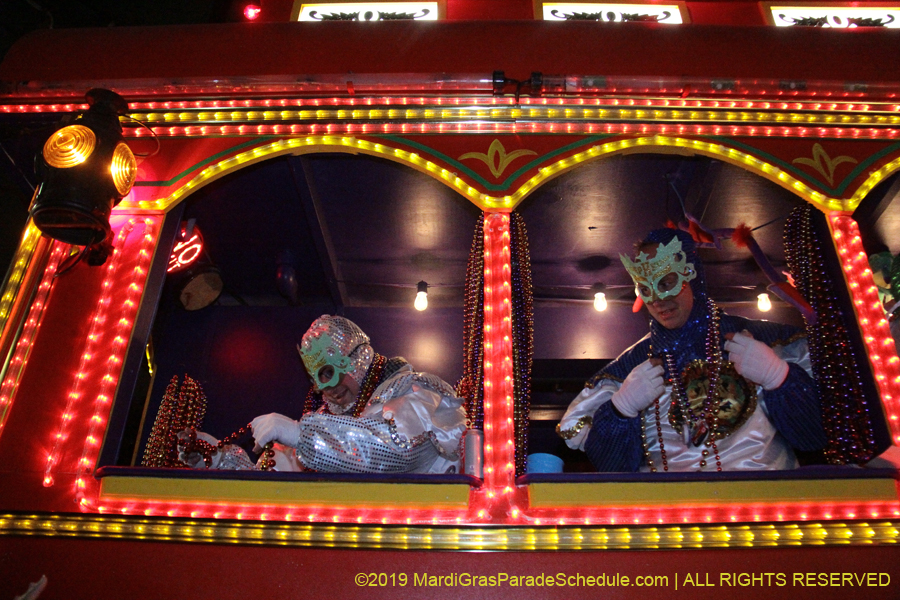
31, 89, 136, 259
243, 4, 262, 20
415, 280, 428, 311
758, 292, 772, 312
167, 220, 204, 273
175, 266, 223, 311
165, 220, 222, 310
592, 283, 607, 312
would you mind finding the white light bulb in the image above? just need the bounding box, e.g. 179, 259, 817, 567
415, 290, 428, 311
757, 292, 772, 312
594, 291, 607, 312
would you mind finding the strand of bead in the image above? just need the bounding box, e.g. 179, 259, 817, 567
784, 205, 875, 463
647, 298, 724, 472
509, 213, 534, 476
460, 214, 486, 430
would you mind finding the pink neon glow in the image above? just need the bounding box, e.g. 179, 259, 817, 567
14, 183, 892, 525
476, 213, 526, 521
167, 229, 203, 273
828, 214, 900, 444
74, 219, 158, 507
2, 96, 890, 113
44, 213, 476, 522
41, 217, 160, 503
80, 210, 900, 526
514, 500, 900, 526
243, 4, 262, 20
122, 122, 900, 142
0, 243, 66, 449
93, 499, 474, 524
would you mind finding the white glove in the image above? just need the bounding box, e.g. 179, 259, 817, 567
724, 330, 789, 390
611, 359, 666, 418
251, 413, 302, 451
177, 430, 221, 469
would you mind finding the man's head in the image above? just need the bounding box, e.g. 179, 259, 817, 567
621, 228, 706, 330
298, 315, 373, 407
869, 251, 896, 307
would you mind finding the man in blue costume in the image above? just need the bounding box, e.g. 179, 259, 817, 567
558, 228, 826, 472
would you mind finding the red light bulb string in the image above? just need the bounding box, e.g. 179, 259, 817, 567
75, 218, 158, 506
829, 214, 900, 445
45, 220, 136, 488
42, 218, 158, 493
477, 213, 520, 521
0, 243, 66, 440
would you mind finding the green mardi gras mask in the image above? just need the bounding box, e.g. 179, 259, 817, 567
300, 333, 352, 390
620, 237, 697, 303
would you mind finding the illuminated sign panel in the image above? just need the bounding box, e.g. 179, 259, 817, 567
168, 226, 203, 273
766, 4, 900, 27
293, 1, 440, 20
540, 2, 687, 23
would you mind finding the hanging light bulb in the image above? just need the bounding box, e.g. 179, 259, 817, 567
415, 280, 428, 311
757, 292, 772, 312
592, 283, 607, 312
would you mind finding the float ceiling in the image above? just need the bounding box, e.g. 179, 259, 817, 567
170, 150, 900, 311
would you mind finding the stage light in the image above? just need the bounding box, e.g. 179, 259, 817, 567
174, 266, 223, 311
31, 89, 135, 258
244, 4, 262, 20
758, 292, 772, 312
415, 280, 428, 311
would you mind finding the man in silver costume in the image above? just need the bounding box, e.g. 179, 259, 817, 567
557, 228, 826, 472
181, 315, 466, 473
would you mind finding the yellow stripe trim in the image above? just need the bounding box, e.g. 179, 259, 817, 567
528, 478, 898, 507
2, 513, 898, 550
99, 475, 471, 508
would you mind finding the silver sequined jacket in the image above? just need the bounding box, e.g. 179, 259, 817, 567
211, 364, 466, 474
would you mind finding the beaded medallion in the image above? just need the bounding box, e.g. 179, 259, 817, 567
668, 359, 757, 445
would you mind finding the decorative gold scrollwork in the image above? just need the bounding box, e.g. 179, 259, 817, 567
459, 139, 537, 179
792, 143, 858, 186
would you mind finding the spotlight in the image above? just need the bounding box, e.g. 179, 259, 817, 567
415, 281, 428, 311
757, 292, 772, 312
176, 266, 223, 311
31, 89, 135, 260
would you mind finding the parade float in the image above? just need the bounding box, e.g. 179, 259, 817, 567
1, 1, 900, 596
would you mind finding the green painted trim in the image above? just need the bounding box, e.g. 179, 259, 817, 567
709, 137, 900, 196
831, 142, 900, 195
133, 138, 276, 187
379, 135, 614, 191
